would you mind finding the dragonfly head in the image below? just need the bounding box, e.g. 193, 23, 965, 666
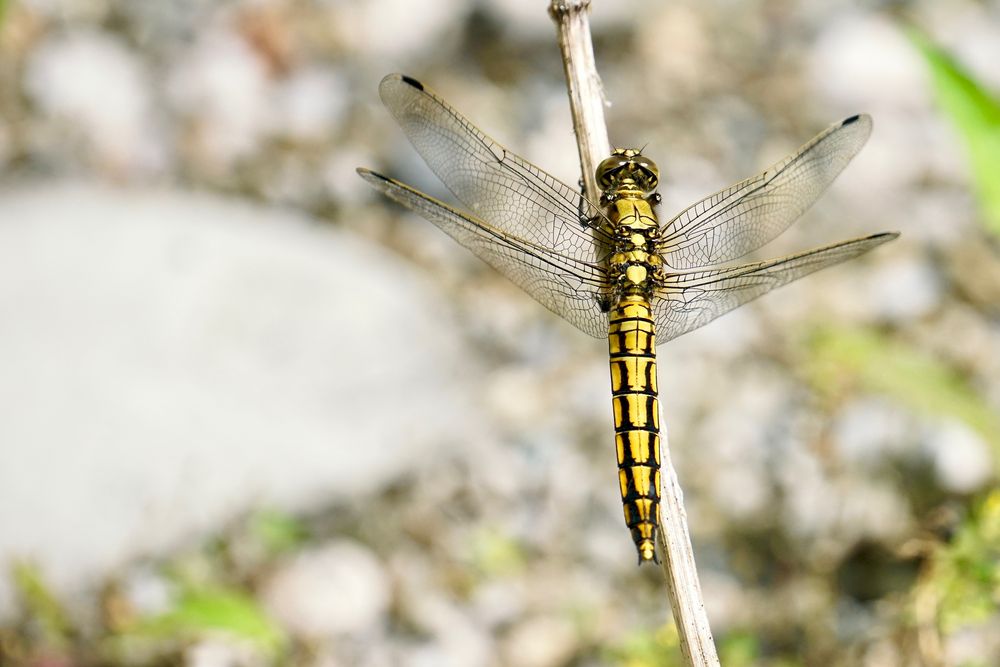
596, 148, 660, 195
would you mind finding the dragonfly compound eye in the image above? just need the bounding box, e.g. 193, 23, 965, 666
632, 157, 660, 193
597, 152, 660, 195
596, 156, 630, 190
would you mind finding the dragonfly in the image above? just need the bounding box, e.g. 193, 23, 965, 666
358, 74, 897, 564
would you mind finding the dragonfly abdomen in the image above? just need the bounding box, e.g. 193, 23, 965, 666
608, 295, 661, 563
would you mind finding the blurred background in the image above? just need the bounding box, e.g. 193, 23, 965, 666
0, 0, 998, 665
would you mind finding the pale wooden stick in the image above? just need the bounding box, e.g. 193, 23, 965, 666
548, 2, 721, 665
549, 0, 610, 203
656, 448, 720, 666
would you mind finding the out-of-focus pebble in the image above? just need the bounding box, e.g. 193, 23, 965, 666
327, 0, 462, 59
501, 615, 578, 667
24, 29, 158, 172
167, 27, 270, 165
924, 421, 994, 493
403, 593, 494, 667
185, 638, 263, 667
945, 618, 1000, 667
832, 398, 913, 464
809, 14, 929, 111
121, 567, 174, 617
866, 255, 942, 323
273, 67, 349, 142
262, 541, 389, 638
0, 183, 474, 616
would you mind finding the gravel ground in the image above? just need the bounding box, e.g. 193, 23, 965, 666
0, 1, 997, 666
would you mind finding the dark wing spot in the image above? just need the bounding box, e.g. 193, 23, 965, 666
356, 168, 389, 184
400, 75, 425, 91
842, 114, 861, 125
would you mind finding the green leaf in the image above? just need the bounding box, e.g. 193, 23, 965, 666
10, 562, 72, 647
249, 509, 308, 555
804, 326, 1000, 456
719, 631, 759, 666
134, 587, 286, 654
470, 526, 527, 577
604, 623, 683, 667
909, 28, 1000, 237
928, 491, 1000, 631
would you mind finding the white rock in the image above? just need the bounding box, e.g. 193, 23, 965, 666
924, 421, 994, 493
862, 638, 902, 667
837, 478, 913, 542
324, 149, 378, 204
403, 593, 494, 667
807, 13, 969, 204
700, 571, 749, 631
934, 6, 1000, 90
19, 0, 107, 19
185, 638, 264, 667
486, 367, 549, 428
400, 644, 461, 667
121, 567, 175, 617
470, 579, 526, 628
262, 541, 389, 638
0, 183, 475, 616
167, 27, 271, 164
502, 615, 577, 667
327, 0, 462, 60
522, 91, 585, 191
24, 29, 160, 172
809, 13, 930, 113
779, 447, 839, 539
670, 305, 761, 360
710, 465, 771, 520
635, 4, 713, 97
272, 67, 349, 142
899, 189, 978, 245
867, 255, 942, 323
832, 398, 912, 464
695, 366, 791, 466
944, 617, 1000, 667
581, 520, 634, 569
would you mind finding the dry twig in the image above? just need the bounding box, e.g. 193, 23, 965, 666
548, 2, 721, 665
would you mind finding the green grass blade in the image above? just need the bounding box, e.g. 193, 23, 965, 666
909, 28, 1000, 237
10, 563, 72, 648
804, 326, 1000, 458
132, 587, 286, 654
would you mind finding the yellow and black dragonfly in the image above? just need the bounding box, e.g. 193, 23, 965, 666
358, 74, 897, 564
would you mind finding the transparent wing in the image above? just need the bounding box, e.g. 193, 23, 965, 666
378, 73, 612, 265
652, 232, 898, 342
359, 169, 612, 338
658, 114, 873, 269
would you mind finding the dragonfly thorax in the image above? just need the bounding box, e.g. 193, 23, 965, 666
606, 189, 665, 295
598, 150, 665, 293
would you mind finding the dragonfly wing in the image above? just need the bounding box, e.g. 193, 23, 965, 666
359, 169, 612, 338
658, 114, 873, 269
652, 232, 898, 343
377, 74, 612, 265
